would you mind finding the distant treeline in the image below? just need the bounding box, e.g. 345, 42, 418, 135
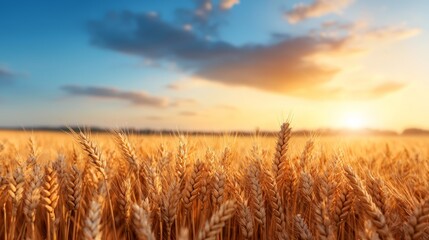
1, 126, 429, 136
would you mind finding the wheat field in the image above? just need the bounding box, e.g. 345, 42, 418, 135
0, 123, 428, 240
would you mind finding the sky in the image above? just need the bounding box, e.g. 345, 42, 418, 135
0, 0, 428, 131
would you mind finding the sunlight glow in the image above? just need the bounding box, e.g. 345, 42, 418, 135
342, 112, 367, 130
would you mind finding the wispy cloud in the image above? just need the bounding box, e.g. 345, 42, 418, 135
366, 82, 405, 98
166, 83, 182, 90
290, 81, 406, 100
174, 0, 236, 36
286, 0, 354, 24
0, 66, 17, 85
220, 0, 240, 10
357, 25, 421, 43
145, 116, 164, 121
61, 85, 169, 107
178, 111, 197, 116
88, 11, 418, 100
170, 98, 198, 107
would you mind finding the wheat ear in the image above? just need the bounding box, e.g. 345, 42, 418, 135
344, 166, 392, 240
162, 180, 180, 239
8, 167, 25, 216
182, 161, 204, 211
115, 131, 139, 171
332, 185, 353, 226
314, 201, 333, 240
247, 165, 266, 229
82, 196, 103, 240
198, 200, 236, 240
176, 136, 188, 182
132, 203, 155, 240
265, 171, 288, 240
301, 171, 314, 203
66, 164, 82, 211
237, 197, 254, 239
272, 122, 291, 185
118, 178, 132, 225
23, 164, 42, 224
366, 175, 387, 215
404, 199, 429, 240
76, 131, 107, 179
294, 214, 313, 240
211, 166, 226, 208
42, 164, 60, 222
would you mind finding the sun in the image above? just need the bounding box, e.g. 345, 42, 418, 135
342, 112, 366, 130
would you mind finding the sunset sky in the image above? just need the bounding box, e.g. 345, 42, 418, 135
1, 0, 428, 131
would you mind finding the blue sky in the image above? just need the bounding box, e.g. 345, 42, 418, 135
1, 0, 428, 131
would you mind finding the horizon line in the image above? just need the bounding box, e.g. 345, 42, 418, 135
1, 126, 429, 136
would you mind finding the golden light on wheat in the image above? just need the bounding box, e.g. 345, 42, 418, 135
0, 124, 428, 239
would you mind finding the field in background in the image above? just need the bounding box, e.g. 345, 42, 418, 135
0, 126, 428, 239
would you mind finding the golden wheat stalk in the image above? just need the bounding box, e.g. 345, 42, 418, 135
198, 200, 236, 240
42, 164, 60, 222
117, 178, 132, 225
115, 131, 140, 171
237, 197, 254, 239
265, 171, 288, 240
294, 214, 313, 240
360, 220, 381, 240
132, 203, 155, 240
247, 164, 266, 229
23, 164, 42, 224
300, 171, 314, 203
176, 135, 188, 182
211, 166, 225, 208
182, 160, 204, 211
272, 122, 291, 185
366, 175, 387, 215
66, 164, 82, 211
82, 196, 103, 240
314, 201, 333, 240
23, 164, 43, 239
404, 199, 429, 240
332, 185, 354, 227
344, 166, 392, 240
76, 131, 107, 179
162, 180, 180, 239
8, 166, 25, 216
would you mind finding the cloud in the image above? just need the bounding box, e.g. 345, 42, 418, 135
193, 37, 340, 93
308, 24, 421, 64
88, 11, 234, 62
88, 12, 338, 96
174, 0, 225, 36
170, 98, 198, 107
290, 81, 406, 100
172, 0, 237, 36
286, 0, 354, 24
88, 11, 417, 100
0, 66, 17, 85
146, 116, 163, 121
367, 82, 405, 98
61, 85, 169, 107
178, 111, 197, 116
220, 0, 240, 10
166, 83, 182, 90
318, 21, 420, 42
358, 25, 421, 43
321, 20, 365, 32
